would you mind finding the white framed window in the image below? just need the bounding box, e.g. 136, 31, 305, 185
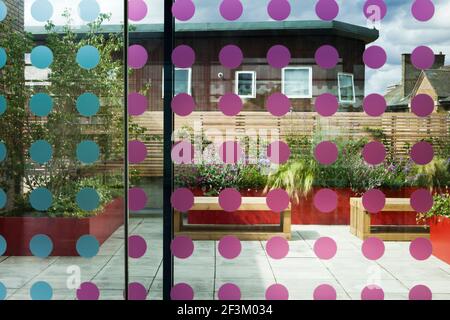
337, 73, 356, 103
162, 67, 192, 97
282, 67, 313, 99
235, 71, 256, 98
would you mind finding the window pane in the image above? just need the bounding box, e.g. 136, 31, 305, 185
284, 69, 310, 97
339, 74, 354, 102
237, 73, 253, 96
175, 69, 189, 95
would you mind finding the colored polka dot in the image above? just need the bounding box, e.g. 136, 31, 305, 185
219, 141, 243, 164
220, 0, 243, 21
314, 237, 337, 260
171, 236, 194, 259
267, 0, 290, 21
266, 92, 290, 117
362, 189, 386, 213
171, 188, 194, 212
31, 0, 53, 22
363, 0, 387, 21
267, 45, 291, 69
361, 285, 384, 300
267, 141, 290, 164
30, 140, 53, 164
30, 46, 53, 69
410, 141, 434, 165
409, 284, 432, 300
363, 94, 387, 117
128, 45, 148, 69
362, 237, 385, 260
129, 235, 147, 258
0, 282, 6, 300
266, 236, 289, 259
30, 234, 53, 258
362, 141, 386, 165
128, 140, 148, 164
266, 189, 289, 213
218, 93, 242, 116
76, 235, 99, 258
411, 46, 435, 70
0, 142, 5, 162
172, 0, 195, 21
218, 236, 241, 259
172, 45, 195, 68
172, 93, 195, 117
76, 282, 100, 300
128, 282, 147, 300
129, 188, 148, 211
410, 189, 433, 213
219, 45, 243, 69
0, 189, 6, 210
314, 141, 338, 165
410, 238, 432, 261
78, 0, 100, 22
129, 0, 148, 21
265, 284, 289, 300
218, 283, 241, 300
0, 234, 6, 256
129, 92, 148, 116
313, 284, 337, 300
171, 283, 194, 300
314, 189, 338, 213
363, 45, 387, 69
315, 45, 339, 69
0, 1, 6, 22
315, 0, 339, 21
77, 45, 100, 70
0, 95, 6, 115
412, 0, 434, 22
30, 281, 53, 300
76, 140, 100, 164
315, 93, 339, 117
0, 47, 5, 68
29, 188, 53, 211
219, 188, 241, 212
411, 94, 434, 117
30, 93, 53, 117
76, 188, 100, 211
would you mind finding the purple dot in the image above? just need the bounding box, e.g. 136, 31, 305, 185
76, 282, 100, 300
362, 189, 386, 213
267, 141, 290, 164
361, 285, 384, 300
362, 141, 386, 165
363, 45, 387, 69
363, 94, 387, 117
410, 189, 433, 213
315, 93, 339, 117
172, 45, 195, 68
128, 0, 148, 22
266, 189, 290, 213
315, 0, 339, 21
267, 45, 291, 69
409, 285, 432, 300
266, 93, 290, 117
267, 0, 290, 21
171, 188, 194, 212
266, 236, 289, 259
218, 283, 241, 300
171, 93, 195, 117
411, 46, 435, 70
362, 237, 385, 260
171, 236, 194, 259
410, 141, 434, 165
314, 141, 338, 165
219, 0, 243, 21
219, 188, 242, 212
411, 94, 434, 117
314, 237, 337, 260
313, 284, 337, 300
219, 45, 243, 69
265, 284, 289, 300
129, 235, 147, 258
314, 189, 338, 213
410, 237, 432, 261
412, 0, 434, 22
171, 141, 194, 164
128, 140, 147, 164
128, 282, 147, 300
129, 188, 148, 211
218, 235, 242, 259
363, 0, 387, 21
171, 283, 194, 300
219, 141, 243, 164
172, 0, 195, 21
128, 45, 148, 69
218, 93, 242, 116
315, 45, 339, 69
128, 93, 147, 116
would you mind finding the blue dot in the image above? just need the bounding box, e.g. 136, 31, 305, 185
0, 95, 6, 115
76, 93, 100, 116
29, 234, 53, 258
30, 93, 53, 117
0, 1, 7, 22
76, 235, 99, 258
30, 281, 53, 300
0, 142, 6, 162
76, 45, 100, 70
79, 0, 100, 22
77, 140, 100, 164
31, 0, 53, 22
0, 282, 6, 300
30, 46, 53, 69
0, 235, 6, 256
29, 188, 52, 211
0, 47, 6, 69
29, 140, 52, 164
0, 188, 6, 209
76, 188, 99, 211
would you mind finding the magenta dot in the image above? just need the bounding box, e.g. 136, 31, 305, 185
218, 235, 242, 259
171, 188, 194, 212
363, 0, 387, 21
218, 93, 242, 116
128, 45, 148, 69
315, 45, 339, 69
128, 140, 147, 164
218, 283, 241, 300
267, 0, 290, 21
363, 94, 387, 117
411, 94, 434, 117
171, 93, 195, 117
219, 188, 242, 212
363, 46, 387, 69
315, 93, 339, 117
219, 141, 243, 164
410, 141, 434, 165
266, 93, 291, 117
315, 0, 339, 21
362, 237, 385, 260
314, 237, 337, 260
267, 141, 291, 164
314, 189, 338, 213
172, 0, 195, 21
410, 237, 432, 261
128, 0, 148, 22
362, 189, 386, 213
129, 235, 147, 258
128, 282, 147, 300
219, 0, 243, 21
410, 189, 433, 213
266, 236, 289, 259
313, 284, 337, 300
129, 188, 148, 211
128, 92, 147, 116
409, 285, 432, 300
361, 285, 384, 300
265, 284, 289, 300
76, 282, 100, 300
411, 46, 435, 70
171, 283, 194, 300
172, 45, 195, 68
267, 45, 291, 69
266, 189, 290, 213
171, 236, 194, 259
362, 141, 386, 165
412, 0, 434, 22
219, 45, 243, 69
314, 141, 338, 165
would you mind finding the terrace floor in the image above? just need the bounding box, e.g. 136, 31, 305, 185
1, 216, 450, 300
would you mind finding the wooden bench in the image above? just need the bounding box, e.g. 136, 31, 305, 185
174, 197, 291, 240
350, 197, 429, 241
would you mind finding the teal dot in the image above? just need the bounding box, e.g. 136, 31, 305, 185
0, 142, 6, 162
29, 188, 52, 211
30, 281, 53, 300
0, 48, 6, 69
76, 93, 100, 116
31, 0, 53, 22
77, 140, 100, 164
30, 140, 52, 164
76, 45, 100, 70
0, 1, 7, 22
0, 282, 6, 300
30, 46, 53, 69
76, 188, 99, 211
79, 0, 100, 22
0, 95, 6, 115
29, 234, 53, 258
0, 235, 6, 256
76, 235, 99, 258
30, 93, 53, 117
0, 188, 6, 209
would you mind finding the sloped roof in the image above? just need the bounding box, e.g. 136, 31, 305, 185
423, 69, 450, 98
385, 84, 410, 109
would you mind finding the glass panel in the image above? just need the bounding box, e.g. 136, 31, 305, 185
237, 72, 254, 97
338, 73, 355, 102
283, 68, 311, 98
175, 68, 191, 95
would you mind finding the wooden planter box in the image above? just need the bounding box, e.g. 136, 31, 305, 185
0, 198, 124, 256
430, 216, 450, 264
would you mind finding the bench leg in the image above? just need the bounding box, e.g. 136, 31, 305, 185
174, 210, 182, 234
281, 210, 291, 240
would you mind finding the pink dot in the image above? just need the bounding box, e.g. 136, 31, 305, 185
314, 237, 337, 260
128, 140, 147, 164
409, 285, 432, 300
129, 188, 148, 211
128, 282, 147, 300
266, 93, 291, 117
219, 0, 243, 21
171, 93, 195, 117
411, 94, 434, 117
218, 235, 242, 259
313, 284, 337, 300
410, 141, 434, 165
266, 236, 289, 259
410, 237, 432, 261
128, 92, 147, 116
218, 283, 241, 300
171, 188, 194, 212
267, 0, 290, 21
128, 0, 148, 22
362, 237, 385, 260
267, 141, 291, 164
314, 189, 338, 213
76, 282, 100, 300
172, 45, 195, 68
363, 94, 387, 117
314, 141, 338, 165
266, 189, 290, 213
362, 189, 386, 213
315, 45, 339, 69
265, 284, 289, 300
363, 45, 387, 69
315, 93, 339, 117
363, 0, 387, 21
267, 45, 291, 69
219, 188, 241, 212
219, 141, 243, 164
315, 0, 339, 21
411, 46, 435, 70
218, 93, 242, 116
172, 0, 195, 21
171, 141, 194, 164
171, 236, 194, 259
219, 45, 243, 69
412, 0, 434, 22
362, 141, 386, 165
171, 283, 194, 300
129, 235, 147, 258
361, 285, 384, 300
128, 45, 148, 69
410, 189, 433, 213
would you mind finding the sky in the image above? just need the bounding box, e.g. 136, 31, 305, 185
24, 0, 450, 94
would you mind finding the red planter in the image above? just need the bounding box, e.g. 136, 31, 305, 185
0, 198, 124, 256
430, 216, 450, 264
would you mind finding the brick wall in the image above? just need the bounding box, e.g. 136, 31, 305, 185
3, 0, 24, 32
